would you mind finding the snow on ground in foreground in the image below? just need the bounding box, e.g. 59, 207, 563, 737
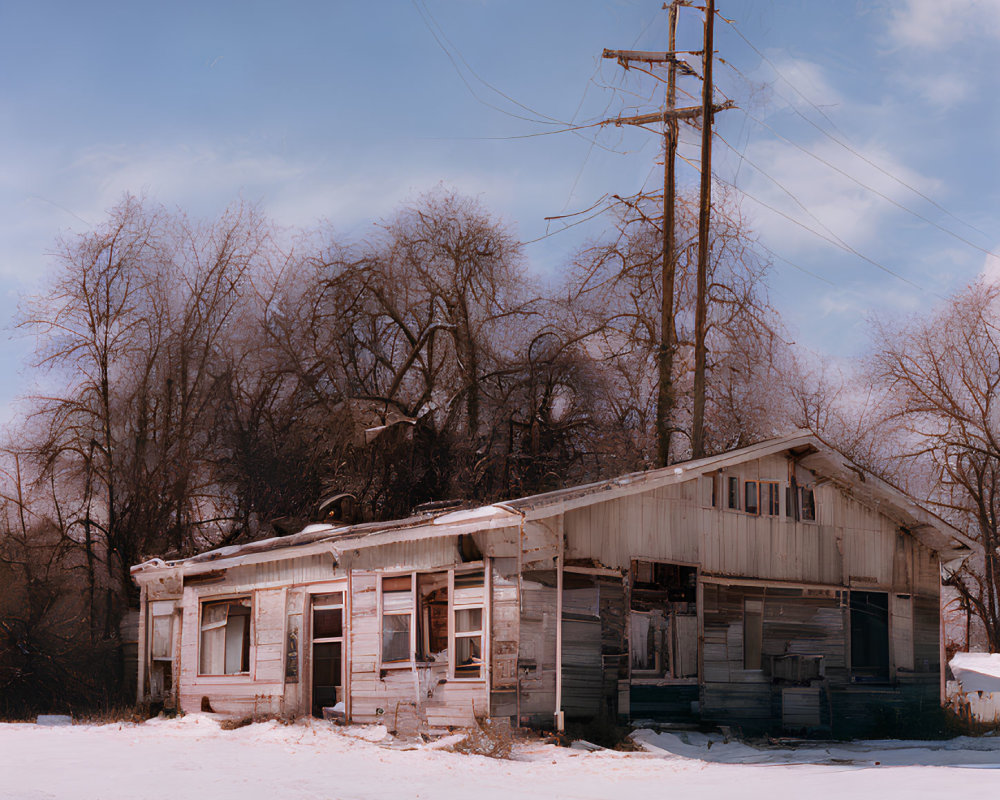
2, 716, 999, 800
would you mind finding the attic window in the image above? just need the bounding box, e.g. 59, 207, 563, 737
800, 487, 816, 521
761, 482, 780, 516
199, 598, 251, 675
727, 477, 740, 510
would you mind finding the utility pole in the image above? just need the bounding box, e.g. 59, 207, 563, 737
656, 0, 682, 469
690, 0, 715, 460
602, 0, 729, 464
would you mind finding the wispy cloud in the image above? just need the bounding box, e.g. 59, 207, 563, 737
887, 0, 1000, 51
735, 133, 938, 256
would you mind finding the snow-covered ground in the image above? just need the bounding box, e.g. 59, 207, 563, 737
2, 715, 999, 800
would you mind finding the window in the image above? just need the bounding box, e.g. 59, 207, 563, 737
799, 487, 816, 521
381, 576, 413, 663
417, 573, 448, 662
761, 482, 780, 516
850, 591, 889, 682
452, 570, 485, 678
744, 481, 759, 515
151, 613, 173, 661
703, 475, 718, 508
199, 597, 251, 675
727, 476, 740, 510
379, 568, 486, 679
785, 486, 797, 519
743, 598, 763, 669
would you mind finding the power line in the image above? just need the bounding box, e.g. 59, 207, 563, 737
731, 102, 999, 261
721, 23, 992, 242
715, 174, 938, 297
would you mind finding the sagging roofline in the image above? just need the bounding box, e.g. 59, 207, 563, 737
130, 430, 974, 580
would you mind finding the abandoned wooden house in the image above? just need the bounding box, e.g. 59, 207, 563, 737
132, 431, 973, 737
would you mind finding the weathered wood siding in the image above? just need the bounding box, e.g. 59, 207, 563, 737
563, 452, 938, 593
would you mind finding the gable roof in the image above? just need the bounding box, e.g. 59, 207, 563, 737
131, 430, 973, 579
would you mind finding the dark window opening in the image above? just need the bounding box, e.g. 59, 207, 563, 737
630, 561, 698, 679
851, 591, 889, 682
800, 488, 816, 521
744, 481, 759, 515
785, 486, 798, 519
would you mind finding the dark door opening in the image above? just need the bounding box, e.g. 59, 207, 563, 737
850, 591, 889, 682
311, 592, 345, 717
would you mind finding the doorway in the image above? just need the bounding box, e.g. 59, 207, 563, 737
311, 591, 345, 717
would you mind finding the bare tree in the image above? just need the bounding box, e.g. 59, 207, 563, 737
870, 281, 1000, 649
564, 189, 786, 466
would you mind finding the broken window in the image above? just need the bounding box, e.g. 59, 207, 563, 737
629, 561, 697, 679
850, 591, 889, 682
381, 576, 413, 663
799, 487, 816, 521
379, 568, 487, 677
744, 481, 759, 515
199, 597, 251, 675
743, 598, 763, 669
417, 572, 449, 662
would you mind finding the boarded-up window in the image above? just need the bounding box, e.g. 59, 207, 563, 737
891, 593, 914, 673
199, 598, 251, 675
744, 598, 763, 669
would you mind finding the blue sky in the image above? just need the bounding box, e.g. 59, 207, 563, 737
2, 1, 998, 412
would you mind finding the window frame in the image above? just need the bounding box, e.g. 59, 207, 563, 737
744, 480, 759, 515
727, 476, 740, 510
760, 481, 781, 516
309, 589, 347, 718
799, 486, 817, 522
379, 574, 416, 666
197, 594, 253, 678
377, 564, 489, 682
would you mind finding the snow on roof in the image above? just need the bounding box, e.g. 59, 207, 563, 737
950, 652, 1000, 693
